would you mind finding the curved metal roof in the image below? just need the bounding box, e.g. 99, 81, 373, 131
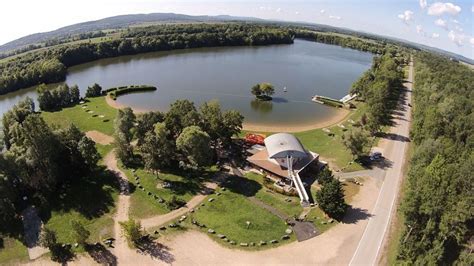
264, 133, 307, 159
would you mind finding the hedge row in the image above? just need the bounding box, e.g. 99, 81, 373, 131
108, 85, 157, 100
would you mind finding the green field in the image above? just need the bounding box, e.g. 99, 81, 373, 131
122, 165, 217, 219
0, 237, 29, 265
244, 172, 303, 217
192, 186, 293, 248
42, 97, 117, 136
43, 169, 119, 250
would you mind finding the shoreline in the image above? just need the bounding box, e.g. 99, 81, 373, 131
106, 96, 351, 133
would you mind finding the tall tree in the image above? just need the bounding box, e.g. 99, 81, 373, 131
342, 128, 371, 159
176, 126, 212, 167
316, 178, 348, 220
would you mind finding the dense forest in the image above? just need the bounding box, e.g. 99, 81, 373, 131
0, 24, 293, 95
396, 53, 473, 264
0, 98, 100, 228
115, 99, 244, 170
293, 29, 387, 54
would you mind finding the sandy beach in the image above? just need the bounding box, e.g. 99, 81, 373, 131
106, 96, 351, 132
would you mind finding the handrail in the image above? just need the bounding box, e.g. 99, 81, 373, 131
287, 156, 309, 203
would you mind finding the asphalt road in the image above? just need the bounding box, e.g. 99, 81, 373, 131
349, 59, 413, 265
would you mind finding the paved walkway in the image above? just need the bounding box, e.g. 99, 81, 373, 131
349, 58, 413, 265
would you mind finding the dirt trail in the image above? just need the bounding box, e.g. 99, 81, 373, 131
141, 182, 218, 229
85, 130, 114, 145
159, 174, 379, 265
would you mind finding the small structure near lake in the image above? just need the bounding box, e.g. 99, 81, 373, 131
247, 133, 319, 205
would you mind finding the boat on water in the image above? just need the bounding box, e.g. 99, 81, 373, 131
283, 86, 287, 92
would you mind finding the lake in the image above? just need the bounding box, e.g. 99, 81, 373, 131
0, 40, 373, 129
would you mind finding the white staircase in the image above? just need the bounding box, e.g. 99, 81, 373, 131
287, 156, 310, 205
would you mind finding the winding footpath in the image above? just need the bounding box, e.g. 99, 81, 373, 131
349, 58, 413, 265
140, 182, 217, 229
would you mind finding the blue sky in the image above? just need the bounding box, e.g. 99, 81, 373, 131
1, 0, 473, 58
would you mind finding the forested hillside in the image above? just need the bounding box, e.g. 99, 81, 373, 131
293, 29, 387, 54
397, 53, 473, 264
0, 24, 293, 95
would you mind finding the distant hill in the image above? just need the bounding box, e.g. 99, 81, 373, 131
0, 13, 262, 53
1, 12, 472, 64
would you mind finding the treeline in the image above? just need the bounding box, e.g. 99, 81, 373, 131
0, 98, 100, 227
37, 84, 80, 111
115, 99, 243, 171
293, 29, 386, 54
396, 53, 473, 264
342, 50, 405, 160
351, 50, 405, 134
0, 24, 293, 95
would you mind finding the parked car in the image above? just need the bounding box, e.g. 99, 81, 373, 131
370, 152, 382, 161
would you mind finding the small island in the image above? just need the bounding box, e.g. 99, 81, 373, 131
251, 82, 275, 101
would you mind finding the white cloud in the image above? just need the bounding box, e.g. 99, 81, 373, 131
451, 19, 459, 24
295, 11, 300, 15
329, 15, 341, 20
454, 24, 463, 32
470, 37, 474, 46
428, 2, 461, 16
276, 8, 281, 13
416, 25, 423, 34
419, 0, 427, 9
434, 18, 447, 28
472, 5, 474, 12
448, 30, 465, 46
432, 33, 440, 38
398, 10, 414, 24
320, 9, 326, 14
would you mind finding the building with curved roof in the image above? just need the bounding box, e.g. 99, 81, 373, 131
247, 133, 319, 180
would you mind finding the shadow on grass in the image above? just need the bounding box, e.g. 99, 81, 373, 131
42, 166, 120, 220
342, 207, 373, 224
50, 244, 75, 264
221, 175, 261, 197
85, 243, 117, 266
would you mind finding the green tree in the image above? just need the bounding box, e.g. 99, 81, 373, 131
176, 126, 212, 167
140, 122, 175, 171
259, 82, 275, 97
119, 218, 143, 247
317, 167, 334, 186
342, 128, 371, 159
135, 111, 164, 145
251, 84, 262, 97
71, 220, 90, 247
70, 85, 80, 104
316, 178, 348, 220
39, 227, 57, 249
114, 108, 136, 165
164, 100, 201, 137
78, 136, 100, 168
85, 83, 102, 97
221, 110, 244, 144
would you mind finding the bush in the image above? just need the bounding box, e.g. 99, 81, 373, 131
166, 196, 186, 210
108, 85, 157, 100
119, 218, 143, 247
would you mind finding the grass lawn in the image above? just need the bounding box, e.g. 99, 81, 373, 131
42, 97, 117, 136
0, 237, 29, 265
192, 186, 293, 248
43, 169, 120, 250
122, 165, 216, 219
244, 172, 303, 217
96, 144, 114, 164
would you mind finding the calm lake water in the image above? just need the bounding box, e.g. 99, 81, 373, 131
0, 40, 373, 127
